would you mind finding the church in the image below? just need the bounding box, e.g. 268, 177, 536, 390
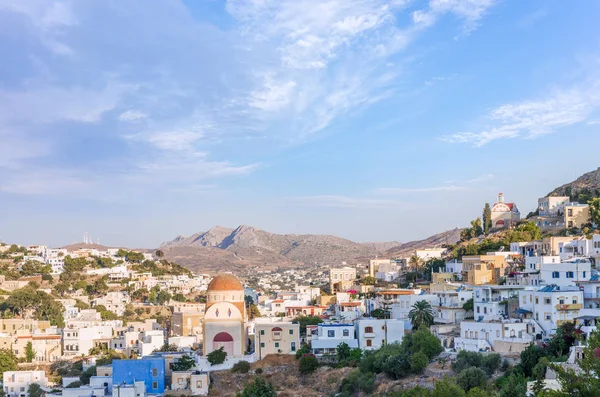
202, 274, 247, 357
491, 192, 520, 229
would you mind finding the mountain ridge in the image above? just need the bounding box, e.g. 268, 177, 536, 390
547, 167, 600, 201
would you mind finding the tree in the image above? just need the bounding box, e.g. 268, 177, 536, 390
337, 342, 351, 362
462, 298, 474, 313
236, 377, 277, 397
370, 308, 385, 319
409, 255, 424, 275
498, 373, 526, 397
408, 300, 434, 330
456, 367, 487, 392
25, 341, 35, 363
248, 304, 261, 320
27, 383, 43, 397
298, 354, 319, 374
155, 250, 164, 259
409, 351, 429, 373
155, 290, 171, 305
0, 349, 17, 377
292, 315, 323, 336
338, 370, 376, 397
483, 203, 492, 234
431, 378, 466, 397
589, 198, 600, 226
361, 276, 377, 286
207, 347, 227, 366
231, 361, 251, 373
172, 354, 196, 371
470, 218, 484, 238
402, 328, 443, 359
295, 343, 311, 359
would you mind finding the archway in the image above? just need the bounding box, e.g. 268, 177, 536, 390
213, 332, 234, 357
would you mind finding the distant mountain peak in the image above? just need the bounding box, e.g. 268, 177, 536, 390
547, 167, 600, 201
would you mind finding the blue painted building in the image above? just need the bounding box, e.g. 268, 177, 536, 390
112, 357, 166, 394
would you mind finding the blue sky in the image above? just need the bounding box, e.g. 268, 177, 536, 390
1, 0, 600, 247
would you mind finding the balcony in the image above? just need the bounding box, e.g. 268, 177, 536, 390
584, 293, 600, 300
555, 303, 583, 311
364, 332, 376, 338
557, 319, 576, 326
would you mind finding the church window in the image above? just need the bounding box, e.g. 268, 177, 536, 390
260, 330, 265, 335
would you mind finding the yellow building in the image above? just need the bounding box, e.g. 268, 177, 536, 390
564, 204, 590, 228
14, 334, 62, 362
255, 322, 300, 360
0, 319, 51, 335
329, 267, 356, 293
462, 255, 508, 285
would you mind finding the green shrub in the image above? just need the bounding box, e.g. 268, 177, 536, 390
456, 367, 487, 392
235, 377, 276, 397
207, 347, 227, 366
338, 370, 376, 397
254, 368, 263, 375
231, 361, 251, 374
410, 351, 429, 373
298, 354, 319, 374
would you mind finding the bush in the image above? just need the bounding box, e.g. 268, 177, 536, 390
66, 381, 82, 388
207, 347, 227, 366
236, 377, 276, 397
453, 351, 501, 376
231, 360, 251, 374
456, 367, 487, 392
402, 328, 443, 359
410, 351, 429, 373
295, 343, 311, 359
255, 368, 263, 375
298, 354, 319, 374
338, 370, 376, 397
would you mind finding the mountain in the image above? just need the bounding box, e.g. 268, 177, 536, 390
547, 167, 600, 202
159, 225, 460, 274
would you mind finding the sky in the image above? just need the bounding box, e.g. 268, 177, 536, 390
1, 0, 600, 248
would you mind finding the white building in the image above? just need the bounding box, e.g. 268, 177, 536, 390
445, 259, 463, 275
3, 371, 48, 397
112, 382, 146, 397
473, 285, 525, 321
92, 292, 131, 317
576, 273, 600, 309
355, 319, 404, 351
379, 291, 438, 329
454, 319, 533, 353
63, 325, 114, 357
525, 256, 560, 273
538, 196, 570, 217
311, 323, 358, 355
539, 258, 591, 287
433, 287, 472, 325
518, 285, 583, 336
415, 248, 445, 261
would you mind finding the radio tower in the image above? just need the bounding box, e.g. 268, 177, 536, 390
83, 232, 91, 244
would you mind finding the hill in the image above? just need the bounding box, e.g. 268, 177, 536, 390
547, 167, 600, 202
159, 225, 461, 274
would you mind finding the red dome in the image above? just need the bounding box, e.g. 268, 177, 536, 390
214, 332, 234, 342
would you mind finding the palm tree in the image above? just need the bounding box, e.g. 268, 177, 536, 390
408, 300, 434, 330
408, 254, 424, 283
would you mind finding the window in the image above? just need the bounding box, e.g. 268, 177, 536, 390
522, 296, 526, 303
583, 271, 587, 278
260, 330, 265, 335
274, 342, 279, 348
573, 297, 578, 304
289, 329, 294, 335
544, 298, 551, 304
364, 326, 373, 333
152, 382, 158, 390
291, 342, 296, 352
196, 381, 202, 388
566, 272, 574, 279
496, 330, 499, 337
535, 297, 539, 304
328, 330, 335, 338
552, 272, 560, 279
366, 339, 372, 347
260, 342, 265, 348
545, 313, 551, 320
178, 379, 183, 385
20, 388, 24, 392
152, 368, 158, 377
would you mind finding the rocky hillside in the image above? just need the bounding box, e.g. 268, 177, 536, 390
159, 225, 461, 274
548, 167, 600, 201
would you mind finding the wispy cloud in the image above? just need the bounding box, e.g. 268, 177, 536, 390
467, 173, 495, 183
443, 84, 600, 147
376, 185, 466, 194
288, 195, 407, 209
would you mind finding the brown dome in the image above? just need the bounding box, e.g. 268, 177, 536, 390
207, 274, 244, 292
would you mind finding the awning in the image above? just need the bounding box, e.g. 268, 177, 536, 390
514, 308, 532, 314
575, 315, 599, 320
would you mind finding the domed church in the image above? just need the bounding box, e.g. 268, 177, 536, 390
202, 274, 247, 357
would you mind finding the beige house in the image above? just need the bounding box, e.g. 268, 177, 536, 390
541, 236, 575, 256
255, 322, 300, 360
564, 203, 590, 228
0, 320, 51, 335
14, 334, 62, 362
329, 267, 357, 293
462, 255, 508, 285
170, 371, 209, 396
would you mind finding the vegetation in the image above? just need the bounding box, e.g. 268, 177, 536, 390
483, 203, 492, 234
27, 383, 43, 397
172, 354, 196, 371
25, 341, 35, 363
207, 347, 227, 366
231, 360, 251, 374
338, 370, 376, 397
236, 377, 277, 397
456, 367, 488, 392
408, 300, 434, 330
589, 197, 600, 226
452, 351, 501, 376
299, 353, 319, 374
0, 349, 17, 376
336, 342, 362, 367
0, 286, 65, 326
292, 315, 323, 336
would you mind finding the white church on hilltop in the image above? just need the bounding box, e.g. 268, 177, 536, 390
202, 274, 248, 357
491, 193, 520, 229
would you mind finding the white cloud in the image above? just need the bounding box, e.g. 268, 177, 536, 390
377, 185, 467, 194
289, 195, 407, 209
443, 87, 600, 147
467, 173, 495, 183
118, 110, 147, 122
413, 0, 498, 34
